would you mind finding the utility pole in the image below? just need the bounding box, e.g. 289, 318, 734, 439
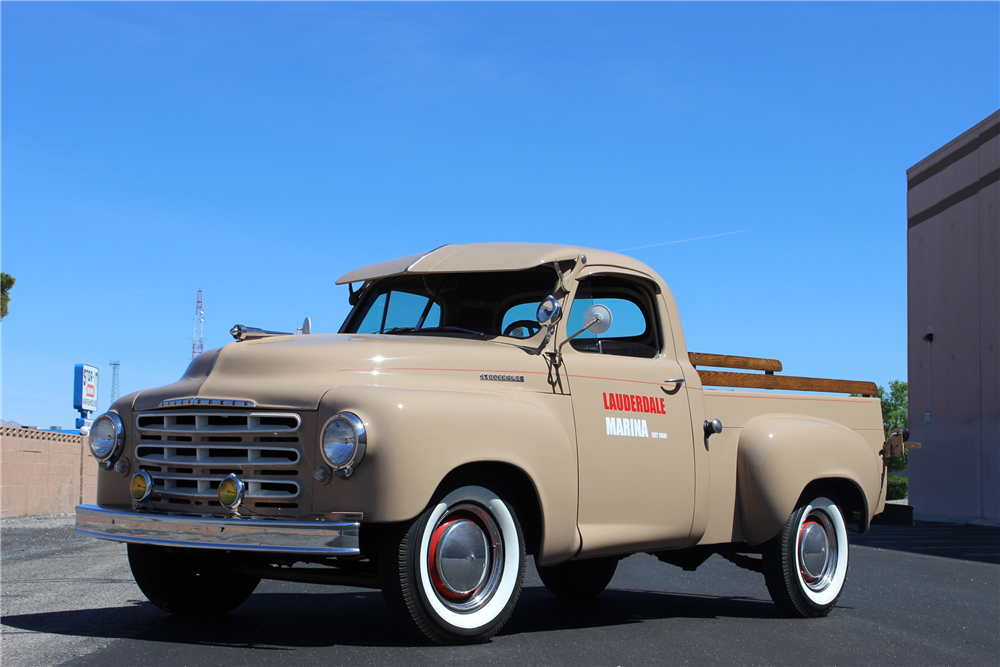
109, 360, 121, 404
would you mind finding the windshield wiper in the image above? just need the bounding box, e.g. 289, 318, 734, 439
384, 326, 487, 339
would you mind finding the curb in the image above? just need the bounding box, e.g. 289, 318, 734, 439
913, 514, 1000, 528
872, 504, 914, 526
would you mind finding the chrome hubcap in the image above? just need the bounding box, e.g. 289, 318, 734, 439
798, 511, 838, 591
799, 522, 829, 578
436, 519, 489, 595
427, 503, 503, 612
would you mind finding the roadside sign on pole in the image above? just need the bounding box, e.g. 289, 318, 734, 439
73, 364, 99, 414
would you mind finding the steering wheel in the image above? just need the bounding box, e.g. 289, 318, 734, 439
503, 320, 542, 339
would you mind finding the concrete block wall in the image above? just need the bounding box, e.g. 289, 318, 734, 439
1, 427, 98, 517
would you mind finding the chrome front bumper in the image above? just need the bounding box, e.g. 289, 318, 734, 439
75, 504, 360, 555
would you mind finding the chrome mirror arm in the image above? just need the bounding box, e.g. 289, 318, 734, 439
557, 316, 601, 353
556, 304, 613, 353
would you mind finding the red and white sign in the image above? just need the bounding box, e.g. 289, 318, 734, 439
77, 364, 99, 413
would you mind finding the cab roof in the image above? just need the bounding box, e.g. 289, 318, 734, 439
336, 242, 656, 285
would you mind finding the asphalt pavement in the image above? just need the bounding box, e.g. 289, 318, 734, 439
2, 514, 997, 666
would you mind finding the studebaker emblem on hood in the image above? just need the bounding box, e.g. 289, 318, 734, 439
480, 373, 524, 382
159, 398, 257, 408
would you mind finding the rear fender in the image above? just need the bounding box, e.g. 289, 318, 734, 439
737, 414, 882, 546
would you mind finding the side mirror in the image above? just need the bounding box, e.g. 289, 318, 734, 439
558, 303, 613, 352
537, 295, 563, 327
582, 304, 612, 335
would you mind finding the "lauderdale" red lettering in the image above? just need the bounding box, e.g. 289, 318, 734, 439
602, 391, 671, 414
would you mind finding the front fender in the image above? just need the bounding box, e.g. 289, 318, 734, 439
737, 414, 882, 546
312, 385, 580, 563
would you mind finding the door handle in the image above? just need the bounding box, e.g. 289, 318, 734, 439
662, 378, 684, 395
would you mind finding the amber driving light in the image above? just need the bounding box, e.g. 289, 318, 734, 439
130, 470, 153, 501
218, 473, 245, 509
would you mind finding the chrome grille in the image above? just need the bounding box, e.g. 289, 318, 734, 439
149, 474, 300, 501
134, 444, 299, 466
135, 411, 304, 511
137, 412, 300, 433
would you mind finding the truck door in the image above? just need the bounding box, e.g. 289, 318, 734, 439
561, 272, 697, 556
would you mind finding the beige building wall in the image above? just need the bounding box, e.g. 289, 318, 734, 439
1, 427, 98, 518
907, 110, 999, 521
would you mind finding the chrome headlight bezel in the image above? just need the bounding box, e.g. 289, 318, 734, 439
89, 412, 125, 469
320, 412, 367, 478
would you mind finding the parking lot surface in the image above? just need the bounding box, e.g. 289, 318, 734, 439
2, 514, 997, 666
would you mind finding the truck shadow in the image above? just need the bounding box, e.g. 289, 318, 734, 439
0, 586, 783, 650
505, 586, 783, 636
851, 523, 1000, 565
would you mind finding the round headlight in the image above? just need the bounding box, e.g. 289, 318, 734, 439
321, 413, 367, 477
89, 413, 125, 467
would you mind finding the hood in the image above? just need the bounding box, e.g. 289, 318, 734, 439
134, 333, 555, 412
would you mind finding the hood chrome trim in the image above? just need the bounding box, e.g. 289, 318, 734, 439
158, 398, 256, 408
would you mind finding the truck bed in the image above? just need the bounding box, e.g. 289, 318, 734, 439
689, 353, 885, 546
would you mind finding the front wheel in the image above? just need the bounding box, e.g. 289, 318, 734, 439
128, 544, 260, 616
762, 496, 850, 618
380, 484, 526, 645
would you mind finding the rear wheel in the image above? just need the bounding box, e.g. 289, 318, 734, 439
128, 544, 260, 616
537, 556, 619, 598
762, 496, 849, 617
380, 484, 526, 644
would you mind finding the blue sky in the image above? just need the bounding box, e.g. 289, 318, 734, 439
2, 1, 997, 428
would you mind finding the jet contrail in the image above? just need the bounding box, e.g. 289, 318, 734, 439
616, 229, 747, 252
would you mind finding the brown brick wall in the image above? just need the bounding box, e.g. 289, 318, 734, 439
1, 427, 98, 518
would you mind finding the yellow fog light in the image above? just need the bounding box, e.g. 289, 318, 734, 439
130, 470, 153, 501
218, 473, 245, 509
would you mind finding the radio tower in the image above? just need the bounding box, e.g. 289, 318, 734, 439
192, 289, 205, 359
109, 360, 121, 404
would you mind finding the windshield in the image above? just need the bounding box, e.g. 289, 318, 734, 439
340, 267, 558, 339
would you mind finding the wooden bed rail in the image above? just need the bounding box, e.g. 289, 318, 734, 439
688, 352, 877, 397
688, 352, 782, 373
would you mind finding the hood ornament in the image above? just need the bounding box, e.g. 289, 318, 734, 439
230, 324, 293, 341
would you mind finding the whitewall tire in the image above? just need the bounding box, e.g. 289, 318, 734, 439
762, 496, 850, 617
380, 483, 526, 644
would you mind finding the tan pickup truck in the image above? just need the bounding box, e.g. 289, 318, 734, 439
76, 243, 904, 644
